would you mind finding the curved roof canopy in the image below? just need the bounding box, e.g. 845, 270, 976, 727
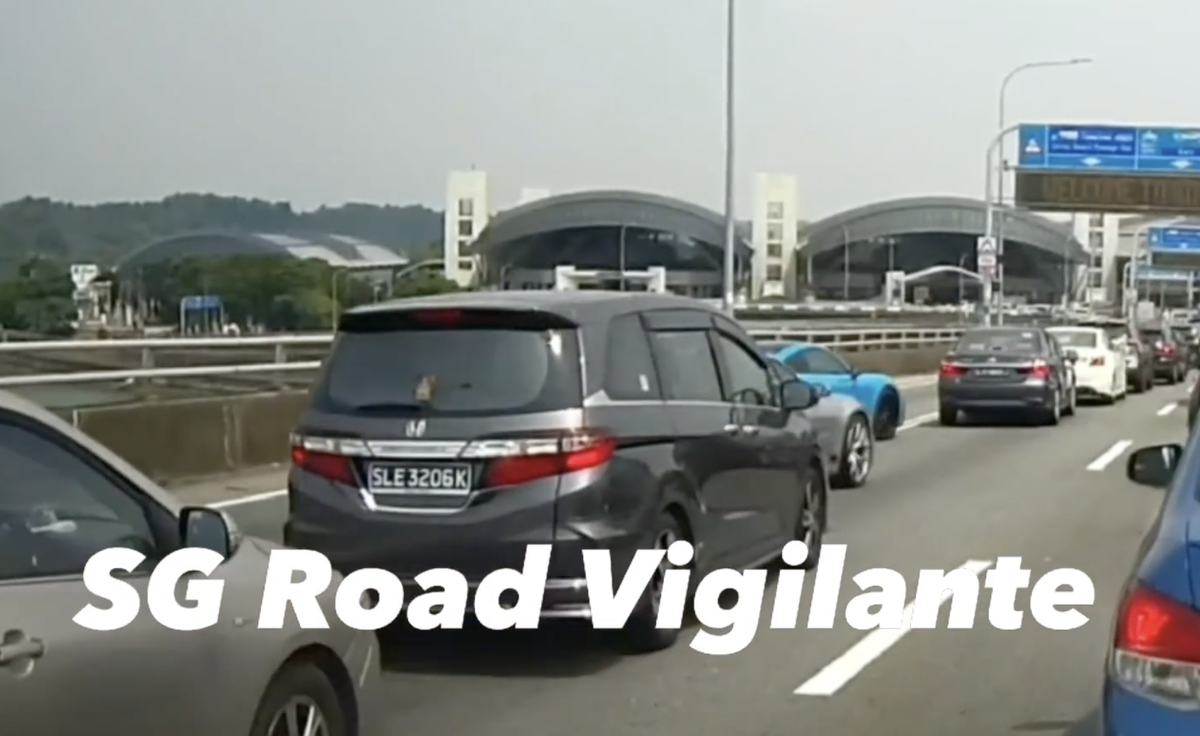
471, 190, 753, 260
117, 231, 409, 272
801, 196, 1087, 261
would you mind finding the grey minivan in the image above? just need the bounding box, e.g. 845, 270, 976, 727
0, 390, 381, 736
285, 291, 828, 652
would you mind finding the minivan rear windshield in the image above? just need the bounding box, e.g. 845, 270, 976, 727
313, 320, 582, 416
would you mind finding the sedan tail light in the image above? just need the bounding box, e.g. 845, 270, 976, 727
1090, 356, 1106, 367
940, 361, 965, 378
1111, 583, 1200, 708
1027, 361, 1051, 380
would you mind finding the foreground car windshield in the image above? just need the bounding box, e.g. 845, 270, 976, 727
954, 329, 1042, 353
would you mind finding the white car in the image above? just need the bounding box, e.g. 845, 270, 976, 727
1047, 325, 1127, 404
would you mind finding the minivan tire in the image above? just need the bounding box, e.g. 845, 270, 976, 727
620, 512, 684, 655
249, 662, 347, 736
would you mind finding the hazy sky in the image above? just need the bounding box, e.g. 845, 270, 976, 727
1, 0, 1196, 219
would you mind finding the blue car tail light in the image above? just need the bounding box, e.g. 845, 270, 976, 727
1111, 583, 1200, 709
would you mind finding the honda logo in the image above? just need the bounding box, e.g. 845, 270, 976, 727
405, 419, 426, 438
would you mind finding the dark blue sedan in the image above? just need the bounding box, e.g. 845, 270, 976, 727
1109, 439, 1200, 734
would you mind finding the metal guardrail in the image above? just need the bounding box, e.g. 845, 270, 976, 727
0, 328, 965, 388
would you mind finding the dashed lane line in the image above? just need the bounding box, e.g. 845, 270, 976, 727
1085, 440, 1133, 472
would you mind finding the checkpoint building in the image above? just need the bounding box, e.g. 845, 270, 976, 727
444, 170, 1089, 305
444, 172, 752, 298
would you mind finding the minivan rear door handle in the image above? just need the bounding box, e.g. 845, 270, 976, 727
0, 636, 45, 665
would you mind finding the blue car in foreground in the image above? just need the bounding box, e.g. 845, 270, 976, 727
1109, 440, 1200, 734
768, 343, 904, 440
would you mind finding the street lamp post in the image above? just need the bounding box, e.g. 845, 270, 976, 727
720, 0, 737, 313
982, 123, 1022, 326
992, 57, 1092, 321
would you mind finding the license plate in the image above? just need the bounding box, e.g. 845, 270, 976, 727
366, 462, 472, 494
974, 368, 1008, 376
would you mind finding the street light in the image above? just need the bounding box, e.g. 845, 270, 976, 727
992, 57, 1092, 320
720, 0, 737, 313
981, 123, 1022, 325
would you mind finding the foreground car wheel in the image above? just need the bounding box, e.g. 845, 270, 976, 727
621, 513, 684, 654
938, 406, 957, 426
250, 663, 346, 736
831, 414, 872, 489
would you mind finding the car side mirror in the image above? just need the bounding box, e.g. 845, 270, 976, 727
179, 506, 239, 558
1063, 350, 1078, 363
780, 379, 819, 411
1126, 444, 1184, 488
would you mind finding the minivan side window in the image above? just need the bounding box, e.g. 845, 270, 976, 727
0, 419, 160, 582
648, 330, 723, 402
715, 332, 774, 406
604, 314, 661, 401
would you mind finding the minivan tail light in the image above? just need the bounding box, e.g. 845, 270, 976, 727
483, 433, 616, 488
1111, 583, 1200, 708
290, 447, 356, 485
290, 433, 367, 486
412, 309, 463, 327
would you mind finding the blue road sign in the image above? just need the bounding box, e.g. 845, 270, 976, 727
1136, 267, 1193, 282
180, 295, 222, 310
1017, 124, 1200, 174
1148, 226, 1200, 254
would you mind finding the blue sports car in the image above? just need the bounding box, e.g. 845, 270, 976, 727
768, 343, 904, 440
1107, 440, 1200, 734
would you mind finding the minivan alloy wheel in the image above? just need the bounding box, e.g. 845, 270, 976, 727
648, 527, 678, 615
267, 696, 329, 736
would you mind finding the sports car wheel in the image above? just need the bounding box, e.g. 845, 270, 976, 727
873, 389, 899, 441
831, 414, 872, 489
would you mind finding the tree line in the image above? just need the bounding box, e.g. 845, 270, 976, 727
0, 193, 457, 335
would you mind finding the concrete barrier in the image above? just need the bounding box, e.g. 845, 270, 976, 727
71, 346, 947, 482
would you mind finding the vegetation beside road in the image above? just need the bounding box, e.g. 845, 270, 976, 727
0, 194, 455, 334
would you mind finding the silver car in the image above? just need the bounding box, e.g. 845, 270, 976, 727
768, 357, 874, 488
0, 390, 382, 736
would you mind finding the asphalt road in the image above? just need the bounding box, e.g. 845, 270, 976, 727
173, 377, 1191, 736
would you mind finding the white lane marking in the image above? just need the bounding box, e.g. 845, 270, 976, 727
208, 489, 287, 508
1086, 440, 1133, 472
1158, 402, 1179, 417
201, 388, 939, 508
897, 411, 938, 433
793, 558, 995, 697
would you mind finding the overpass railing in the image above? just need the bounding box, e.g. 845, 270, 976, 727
0, 328, 965, 388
